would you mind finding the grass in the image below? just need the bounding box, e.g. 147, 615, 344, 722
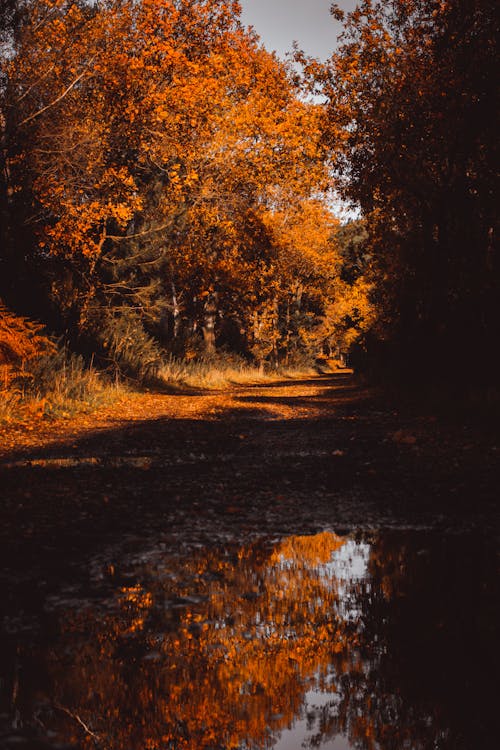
0, 349, 126, 423
0, 347, 324, 425
156, 353, 319, 390
0, 303, 322, 424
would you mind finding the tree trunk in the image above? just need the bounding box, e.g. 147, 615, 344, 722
0, 100, 15, 298
271, 295, 279, 368
202, 291, 218, 354
285, 297, 291, 365
171, 282, 180, 339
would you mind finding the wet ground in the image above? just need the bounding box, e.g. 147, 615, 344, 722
0, 372, 498, 749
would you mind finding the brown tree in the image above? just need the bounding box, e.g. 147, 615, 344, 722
308, 0, 499, 385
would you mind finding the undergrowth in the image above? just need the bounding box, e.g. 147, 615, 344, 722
0, 303, 320, 424
156, 352, 318, 390
0, 346, 125, 422
0, 348, 319, 424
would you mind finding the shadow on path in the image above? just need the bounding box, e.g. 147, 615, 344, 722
0, 373, 498, 582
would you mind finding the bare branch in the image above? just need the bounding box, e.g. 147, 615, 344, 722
106, 221, 176, 241
15, 65, 55, 104
18, 68, 91, 127
54, 702, 100, 742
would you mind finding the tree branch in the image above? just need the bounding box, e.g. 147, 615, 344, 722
54, 702, 100, 743
18, 69, 90, 127
106, 221, 176, 241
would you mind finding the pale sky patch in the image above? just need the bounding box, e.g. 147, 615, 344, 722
239, 0, 358, 61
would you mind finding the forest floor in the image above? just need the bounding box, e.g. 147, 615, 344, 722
1, 370, 498, 750
0, 370, 498, 567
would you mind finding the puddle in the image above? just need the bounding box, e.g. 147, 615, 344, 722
0, 529, 497, 749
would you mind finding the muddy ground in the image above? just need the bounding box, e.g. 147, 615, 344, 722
0, 372, 498, 574
0, 371, 499, 750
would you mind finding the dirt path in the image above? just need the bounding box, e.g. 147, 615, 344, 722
0, 372, 359, 459
1, 371, 498, 750
1, 372, 497, 558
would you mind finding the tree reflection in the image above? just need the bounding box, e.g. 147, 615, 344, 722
1, 531, 496, 749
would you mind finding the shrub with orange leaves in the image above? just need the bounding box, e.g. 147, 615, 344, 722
0, 302, 55, 387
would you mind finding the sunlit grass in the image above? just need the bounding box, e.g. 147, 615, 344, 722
0, 387, 24, 422
156, 353, 319, 390
0, 351, 126, 423
0, 349, 323, 425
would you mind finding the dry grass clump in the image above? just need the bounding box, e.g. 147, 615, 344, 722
157, 352, 318, 390
0, 348, 124, 422
24, 347, 125, 417
0, 303, 123, 423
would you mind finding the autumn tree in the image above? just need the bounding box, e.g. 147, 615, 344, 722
311, 0, 499, 385
1, 0, 341, 370
322, 219, 377, 362
257, 200, 336, 363
3, 0, 404, 377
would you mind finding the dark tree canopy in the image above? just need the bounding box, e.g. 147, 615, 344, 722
316, 0, 499, 386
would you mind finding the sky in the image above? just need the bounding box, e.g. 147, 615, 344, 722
239, 1, 360, 220
239, 1, 358, 61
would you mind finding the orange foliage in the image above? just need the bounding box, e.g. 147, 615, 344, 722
1, 0, 380, 365
38, 532, 366, 749
5, 0, 342, 359
0, 302, 54, 386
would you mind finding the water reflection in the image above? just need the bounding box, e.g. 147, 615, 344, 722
0, 530, 497, 749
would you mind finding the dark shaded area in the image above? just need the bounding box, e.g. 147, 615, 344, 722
0, 530, 497, 750
0, 374, 498, 581
0, 374, 498, 749
322, 0, 499, 392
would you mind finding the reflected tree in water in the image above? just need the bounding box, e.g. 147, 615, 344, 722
1, 531, 496, 749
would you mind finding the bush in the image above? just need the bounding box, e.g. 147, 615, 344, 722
6, 341, 120, 417
0, 301, 55, 387
89, 308, 165, 381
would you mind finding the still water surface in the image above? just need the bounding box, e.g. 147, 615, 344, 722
1, 529, 497, 749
